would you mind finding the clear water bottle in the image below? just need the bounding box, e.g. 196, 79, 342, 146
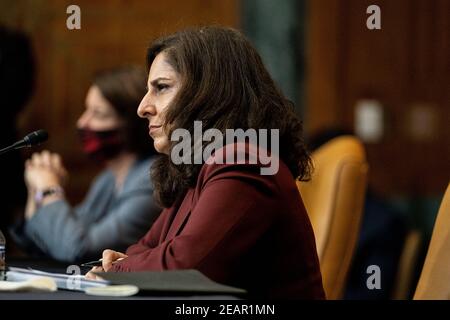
0, 229, 5, 280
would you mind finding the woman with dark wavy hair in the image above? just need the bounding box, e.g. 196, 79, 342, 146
88, 26, 325, 299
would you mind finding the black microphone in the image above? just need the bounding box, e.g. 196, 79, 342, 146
0, 130, 49, 155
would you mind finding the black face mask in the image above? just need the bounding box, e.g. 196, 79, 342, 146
78, 127, 125, 162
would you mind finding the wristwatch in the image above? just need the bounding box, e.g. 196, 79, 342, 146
34, 186, 64, 206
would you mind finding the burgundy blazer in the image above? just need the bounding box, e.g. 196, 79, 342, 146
111, 145, 325, 299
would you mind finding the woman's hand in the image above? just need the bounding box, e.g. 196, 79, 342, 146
24, 150, 68, 219
85, 266, 105, 280
85, 249, 128, 280
101, 249, 128, 271
24, 150, 68, 190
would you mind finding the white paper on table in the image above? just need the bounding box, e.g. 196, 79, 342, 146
0, 277, 57, 292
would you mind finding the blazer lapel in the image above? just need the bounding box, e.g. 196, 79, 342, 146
164, 189, 195, 240
159, 206, 178, 244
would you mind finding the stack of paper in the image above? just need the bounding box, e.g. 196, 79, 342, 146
0, 277, 57, 292
6, 267, 109, 291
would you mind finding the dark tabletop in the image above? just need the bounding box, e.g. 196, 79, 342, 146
1, 257, 238, 300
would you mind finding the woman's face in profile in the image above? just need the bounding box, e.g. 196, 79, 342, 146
138, 52, 181, 155
77, 85, 124, 131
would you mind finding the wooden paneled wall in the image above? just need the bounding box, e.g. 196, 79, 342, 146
1, 0, 238, 202
307, 0, 449, 197
2, 0, 448, 201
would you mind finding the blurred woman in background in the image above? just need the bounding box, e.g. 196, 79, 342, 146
11, 66, 161, 263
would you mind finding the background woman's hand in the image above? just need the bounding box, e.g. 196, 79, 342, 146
24, 150, 68, 220
24, 150, 68, 190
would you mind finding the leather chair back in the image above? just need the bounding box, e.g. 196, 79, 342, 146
298, 135, 369, 299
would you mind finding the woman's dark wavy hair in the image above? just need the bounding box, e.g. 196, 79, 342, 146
93, 66, 156, 158
147, 26, 311, 208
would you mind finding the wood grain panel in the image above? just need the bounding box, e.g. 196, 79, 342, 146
1, 0, 238, 202
307, 0, 449, 196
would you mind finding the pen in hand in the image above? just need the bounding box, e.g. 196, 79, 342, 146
81, 257, 125, 267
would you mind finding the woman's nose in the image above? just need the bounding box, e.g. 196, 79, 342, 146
137, 93, 156, 119
76, 112, 89, 129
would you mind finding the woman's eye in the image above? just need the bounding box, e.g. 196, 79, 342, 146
156, 83, 169, 92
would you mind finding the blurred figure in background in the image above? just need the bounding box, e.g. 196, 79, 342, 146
308, 128, 408, 299
0, 25, 35, 252
11, 66, 161, 263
